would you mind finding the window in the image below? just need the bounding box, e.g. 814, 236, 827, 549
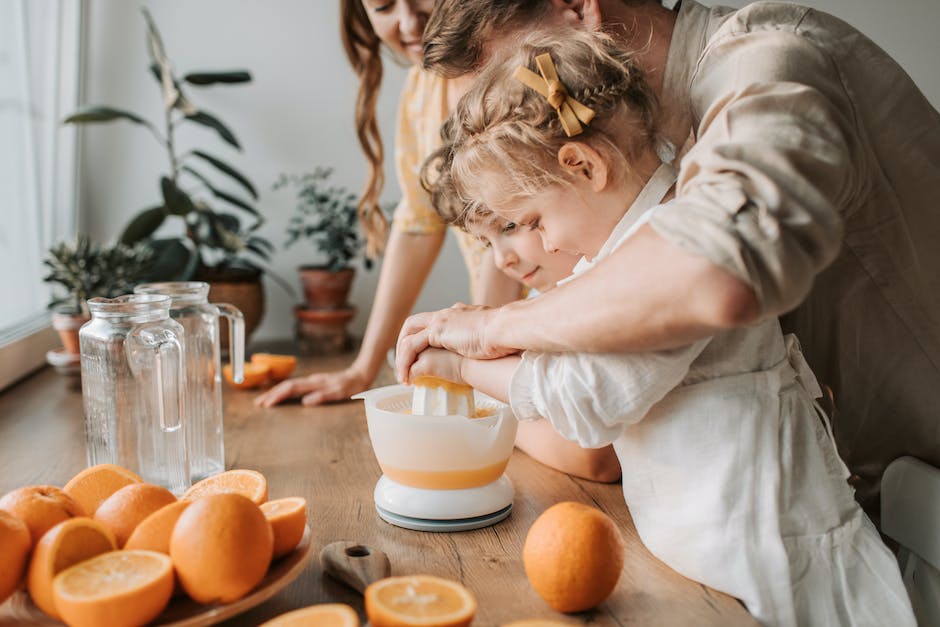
0, 1, 81, 390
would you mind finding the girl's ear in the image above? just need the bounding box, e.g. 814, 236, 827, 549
557, 142, 609, 192
547, 0, 603, 29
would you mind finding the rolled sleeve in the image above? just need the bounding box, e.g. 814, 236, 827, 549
650, 29, 857, 316
509, 340, 709, 448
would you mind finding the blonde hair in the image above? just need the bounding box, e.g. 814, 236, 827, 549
442, 28, 658, 223
340, 0, 389, 259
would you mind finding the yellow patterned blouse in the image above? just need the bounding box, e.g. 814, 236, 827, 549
393, 66, 487, 298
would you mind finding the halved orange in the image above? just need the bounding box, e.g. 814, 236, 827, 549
124, 500, 191, 554
26, 517, 117, 619
63, 463, 142, 518
259, 603, 359, 626
251, 353, 298, 382
260, 496, 307, 559
182, 468, 268, 505
223, 362, 270, 390
365, 575, 477, 627
52, 550, 173, 627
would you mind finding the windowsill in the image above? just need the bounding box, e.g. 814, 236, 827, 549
0, 324, 60, 392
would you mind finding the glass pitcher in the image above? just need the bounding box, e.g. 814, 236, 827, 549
79, 294, 189, 494
135, 281, 244, 481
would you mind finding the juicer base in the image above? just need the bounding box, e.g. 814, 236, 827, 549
373, 474, 514, 532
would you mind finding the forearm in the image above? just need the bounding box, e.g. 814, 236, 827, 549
515, 421, 621, 483
459, 354, 521, 404
487, 225, 758, 354
354, 226, 446, 378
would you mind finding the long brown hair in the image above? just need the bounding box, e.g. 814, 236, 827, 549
340, 0, 389, 259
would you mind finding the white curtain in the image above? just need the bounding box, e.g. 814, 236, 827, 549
0, 0, 80, 338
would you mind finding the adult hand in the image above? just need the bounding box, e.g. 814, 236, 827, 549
253, 366, 372, 408
408, 348, 466, 386
395, 303, 512, 384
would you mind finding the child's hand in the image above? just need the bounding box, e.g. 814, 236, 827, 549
408, 348, 466, 386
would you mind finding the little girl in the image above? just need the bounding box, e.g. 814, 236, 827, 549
411, 29, 915, 627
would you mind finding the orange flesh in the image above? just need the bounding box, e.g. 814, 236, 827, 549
381, 459, 509, 490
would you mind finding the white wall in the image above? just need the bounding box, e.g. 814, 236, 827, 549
78, 0, 940, 342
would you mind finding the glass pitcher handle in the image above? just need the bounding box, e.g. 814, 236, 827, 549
214, 303, 245, 384
153, 335, 184, 432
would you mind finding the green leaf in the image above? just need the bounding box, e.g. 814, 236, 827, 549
183, 71, 252, 85
189, 150, 257, 199
160, 177, 196, 216
184, 111, 241, 150
63, 106, 148, 125
120, 206, 166, 244
144, 238, 198, 281
181, 166, 259, 216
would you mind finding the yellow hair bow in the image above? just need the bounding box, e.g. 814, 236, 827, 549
513, 53, 596, 137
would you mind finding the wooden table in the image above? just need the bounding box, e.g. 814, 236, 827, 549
0, 352, 757, 626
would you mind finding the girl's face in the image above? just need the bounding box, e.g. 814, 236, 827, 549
468, 217, 579, 292
361, 0, 433, 65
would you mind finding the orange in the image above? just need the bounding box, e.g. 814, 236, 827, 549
260, 496, 307, 559
93, 483, 177, 548
63, 463, 142, 517
0, 485, 86, 547
522, 502, 624, 613
223, 362, 270, 390
251, 353, 298, 382
124, 500, 191, 553
182, 468, 268, 505
26, 517, 117, 619
0, 510, 30, 604
259, 603, 359, 626
170, 492, 274, 604
52, 549, 174, 627
365, 575, 476, 627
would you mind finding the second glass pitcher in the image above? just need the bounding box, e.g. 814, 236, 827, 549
135, 281, 244, 481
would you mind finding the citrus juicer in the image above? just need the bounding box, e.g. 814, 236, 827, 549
353, 380, 518, 532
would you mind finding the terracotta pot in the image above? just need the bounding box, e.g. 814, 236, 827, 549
198, 268, 265, 350
298, 266, 355, 310
294, 305, 356, 355
51, 311, 89, 355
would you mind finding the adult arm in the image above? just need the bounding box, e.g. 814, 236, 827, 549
397, 27, 854, 368
255, 224, 445, 407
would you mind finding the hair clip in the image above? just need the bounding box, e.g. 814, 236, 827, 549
513, 53, 596, 137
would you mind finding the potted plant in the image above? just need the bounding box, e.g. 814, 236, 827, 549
43, 236, 154, 354
278, 167, 370, 309
276, 167, 371, 353
62, 8, 289, 345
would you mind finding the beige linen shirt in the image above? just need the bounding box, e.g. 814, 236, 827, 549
649, 0, 940, 518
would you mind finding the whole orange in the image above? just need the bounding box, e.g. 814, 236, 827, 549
0, 510, 30, 604
93, 483, 177, 548
0, 485, 86, 547
63, 463, 142, 517
170, 493, 274, 604
522, 502, 624, 613
124, 500, 191, 554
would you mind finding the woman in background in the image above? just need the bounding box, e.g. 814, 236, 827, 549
255, 0, 519, 408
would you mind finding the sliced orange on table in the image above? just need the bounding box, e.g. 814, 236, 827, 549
52, 550, 174, 627
26, 517, 117, 619
365, 575, 477, 627
182, 468, 268, 505
62, 463, 142, 517
259, 603, 359, 626
261, 496, 307, 559
251, 353, 298, 382
223, 362, 271, 390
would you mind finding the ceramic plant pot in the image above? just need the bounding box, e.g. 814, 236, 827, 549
51, 311, 89, 355
294, 305, 355, 355
298, 266, 355, 310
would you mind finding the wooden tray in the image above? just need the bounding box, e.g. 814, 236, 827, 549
0, 525, 314, 626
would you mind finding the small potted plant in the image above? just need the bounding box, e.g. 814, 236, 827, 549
43, 236, 154, 355
276, 167, 371, 353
